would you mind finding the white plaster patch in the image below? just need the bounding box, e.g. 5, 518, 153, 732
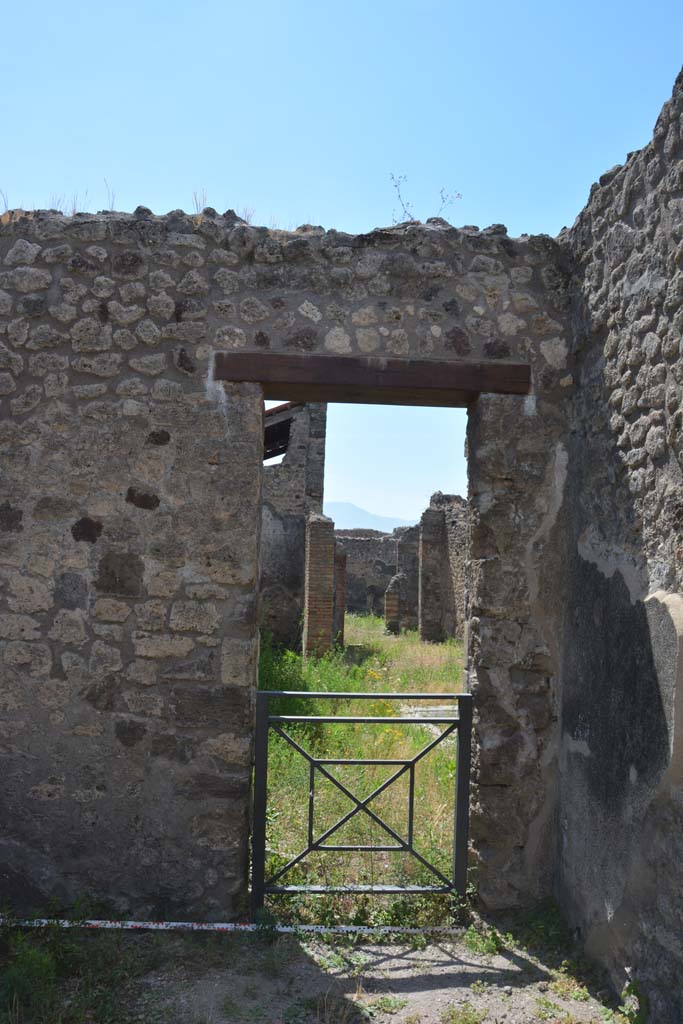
475, 490, 495, 514
564, 734, 591, 758
523, 394, 537, 417
204, 353, 229, 418
645, 590, 683, 786
576, 527, 649, 603
524, 442, 568, 608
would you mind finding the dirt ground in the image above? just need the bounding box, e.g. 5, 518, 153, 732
129, 929, 618, 1024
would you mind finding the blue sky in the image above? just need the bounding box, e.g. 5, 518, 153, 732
4, 0, 682, 521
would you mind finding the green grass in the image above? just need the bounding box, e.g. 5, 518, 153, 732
344, 615, 464, 694
259, 615, 465, 926
0, 919, 166, 1024
439, 1002, 487, 1024
367, 994, 408, 1015
462, 925, 509, 957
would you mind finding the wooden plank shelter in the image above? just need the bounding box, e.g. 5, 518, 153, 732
214, 352, 531, 407
263, 401, 304, 460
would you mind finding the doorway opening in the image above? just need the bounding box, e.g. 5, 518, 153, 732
213, 349, 530, 923
258, 398, 470, 925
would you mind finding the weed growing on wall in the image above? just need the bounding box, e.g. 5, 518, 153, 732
389, 173, 461, 224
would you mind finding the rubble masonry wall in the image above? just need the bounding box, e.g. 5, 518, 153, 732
557, 68, 683, 1022
334, 529, 397, 616
0, 206, 574, 936
260, 403, 326, 648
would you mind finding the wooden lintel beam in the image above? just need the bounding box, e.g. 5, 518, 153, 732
213, 351, 531, 408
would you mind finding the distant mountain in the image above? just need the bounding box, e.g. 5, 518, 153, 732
324, 502, 416, 532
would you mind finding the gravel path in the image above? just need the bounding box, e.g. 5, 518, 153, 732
132, 930, 618, 1024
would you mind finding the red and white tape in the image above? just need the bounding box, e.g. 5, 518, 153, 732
1, 917, 463, 936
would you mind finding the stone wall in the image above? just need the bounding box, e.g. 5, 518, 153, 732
332, 547, 347, 645
340, 497, 467, 641
395, 526, 419, 630
555, 68, 683, 1022
461, 230, 572, 913
385, 525, 420, 635
334, 529, 397, 615
0, 206, 570, 925
260, 402, 326, 648
418, 505, 451, 641
436, 493, 468, 640
418, 493, 468, 642
6, 116, 681, 1016
0, 207, 265, 917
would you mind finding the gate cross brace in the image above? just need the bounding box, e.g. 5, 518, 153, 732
267, 723, 457, 889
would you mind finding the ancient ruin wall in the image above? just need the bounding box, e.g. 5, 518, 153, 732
334, 530, 397, 616
395, 526, 419, 630
0, 207, 571, 921
418, 493, 468, 641
260, 403, 326, 648
440, 494, 468, 640
465, 237, 573, 910
418, 505, 451, 641
557, 69, 683, 1022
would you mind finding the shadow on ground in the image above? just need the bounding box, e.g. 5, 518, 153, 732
128, 929, 613, 1024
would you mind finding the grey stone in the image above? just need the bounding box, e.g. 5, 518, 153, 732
94, 551, 144, 596
4, 240, 42, 266
55, 572, 89, 610
11, 267, 51, 292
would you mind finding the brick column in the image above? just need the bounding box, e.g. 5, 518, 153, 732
333, 546, 347, 646
384, 573, 402, 634
303, 513, 335, 657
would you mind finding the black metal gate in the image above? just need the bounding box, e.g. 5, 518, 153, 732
251, 690, 472, 916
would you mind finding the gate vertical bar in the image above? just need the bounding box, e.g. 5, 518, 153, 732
453, 693, 473, 897
308, 763, 315, 848
251, 691, 269, 917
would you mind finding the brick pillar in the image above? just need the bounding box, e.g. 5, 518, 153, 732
384, 573, 402, 634
419, 508, 446, 642
303, 513, 335, 657
333, 546, 347, 646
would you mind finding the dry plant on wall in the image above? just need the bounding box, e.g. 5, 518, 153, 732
192, 187, 208, 225
390, 172, 462, 224
47, 191, 90, 216
192, 191, 256, 226
104, 178, 116, 212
